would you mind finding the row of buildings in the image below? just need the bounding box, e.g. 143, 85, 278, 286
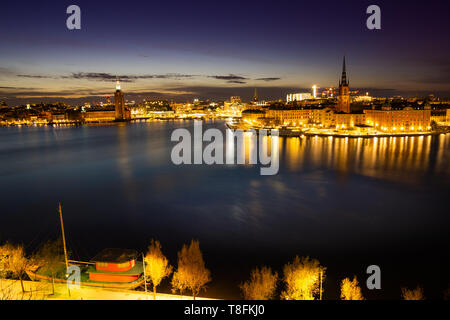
241, 58, 449, 133
2, 58, 450, 130
243, 106, 445, 133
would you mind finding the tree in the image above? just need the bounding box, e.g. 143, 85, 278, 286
401, 286, 425, 300
281, 255, 326, 300
240, 266, 278, 300
340, 276, 364, 300
34, 240, 65, 295
0, 242, 32, 293
144, 239, 172, 300
171, 240, 211, 300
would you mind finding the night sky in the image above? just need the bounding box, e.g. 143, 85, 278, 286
1, 0, 450, 104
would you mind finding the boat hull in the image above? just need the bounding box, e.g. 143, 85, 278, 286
26, 269, 145, 290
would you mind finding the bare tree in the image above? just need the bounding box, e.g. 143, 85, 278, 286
0, 242, 32, 293
401, 286, 425, 300
172, 240, 211, 300
340, 276, 364, 300
144, 239, 172, 300
281, 255, 326, 300
240, 266, 278, 300
34, 240, 65, 295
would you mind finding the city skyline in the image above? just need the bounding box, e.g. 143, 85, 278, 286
1, 0, 450, 105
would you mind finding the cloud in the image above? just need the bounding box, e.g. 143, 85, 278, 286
64, 72, 196, 82
16, 74, 54, 79
255, 77, 281, 81
209, 74, 248, 81
227, 80, 247, 84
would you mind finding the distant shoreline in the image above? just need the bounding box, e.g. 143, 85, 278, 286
226, 123, 450, 138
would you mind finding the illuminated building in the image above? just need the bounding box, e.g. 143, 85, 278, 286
241, 109, 265, 122
364, 108, 431, 132
81, 80, 130, 123
114, 78, 125, 120
353, 92, 373, 103
321, 88, 335, 98
266, 107, 316, 126
253, 88, 258, 102
312, 85, 318, 99
336, 56, 351, 113
334, 112, 366, 129
224, 96, 245, 114
114, 78, 130, 121
286, 93, 312, 102
312, 108, 334, 127
230, 96, 242, 104
430, 109, 447, 124
83, 109, 116, 122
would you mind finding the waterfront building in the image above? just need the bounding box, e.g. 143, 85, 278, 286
82, 109, 116, 122
114, 78, 130, 121
430, 109, 447, 124
334, 112, 366, 129
241, 109, 266, 122
364, 108, 431, 132
266, 107, 317, 126
312, 108, 334, 127
336, 56, 351, 113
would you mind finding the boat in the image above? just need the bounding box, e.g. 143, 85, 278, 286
26, 249, 145, 290
26, 204, 145, 290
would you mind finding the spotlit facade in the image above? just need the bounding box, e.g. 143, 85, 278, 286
364, 108, 431, 132
286, 93, 312, 102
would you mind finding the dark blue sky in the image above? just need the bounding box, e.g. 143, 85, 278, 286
1, 0, 450, 104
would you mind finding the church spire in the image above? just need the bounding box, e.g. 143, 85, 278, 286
340, 56, 348, 86
253, 88, 258, 102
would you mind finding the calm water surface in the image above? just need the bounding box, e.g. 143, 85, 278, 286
0, 120, 449, 299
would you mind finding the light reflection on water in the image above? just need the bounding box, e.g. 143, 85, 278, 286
278, 134, 449, 183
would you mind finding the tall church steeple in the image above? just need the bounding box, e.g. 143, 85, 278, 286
253, 88, 258, 102
339, 56, 348, 86
337, 56, 351, 113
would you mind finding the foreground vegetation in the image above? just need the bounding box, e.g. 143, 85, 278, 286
1, 240, 448, 300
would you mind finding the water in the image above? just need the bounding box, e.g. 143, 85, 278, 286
0, 120, 449, 299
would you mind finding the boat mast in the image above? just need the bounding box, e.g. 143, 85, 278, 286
142, 253, 147, 296
58, 202, 69, 270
